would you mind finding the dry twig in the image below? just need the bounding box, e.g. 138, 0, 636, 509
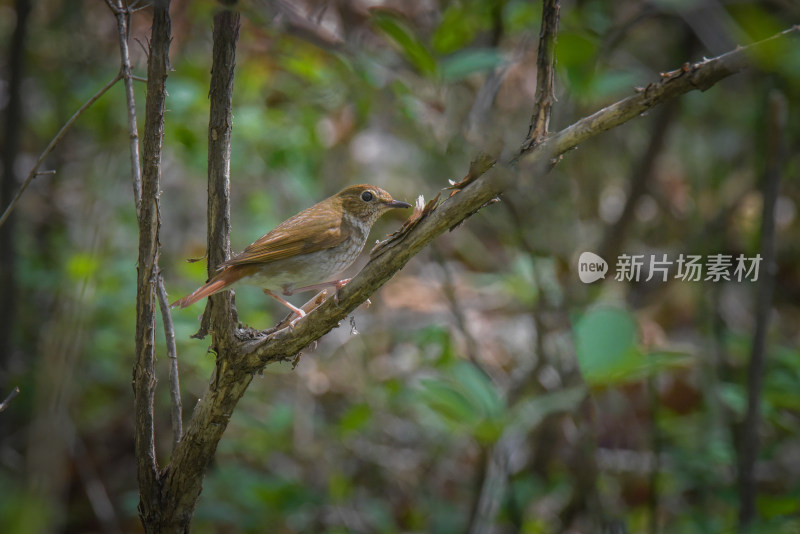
0, 74, 122, 228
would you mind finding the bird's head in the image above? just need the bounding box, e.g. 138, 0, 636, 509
337, 184, 411, 226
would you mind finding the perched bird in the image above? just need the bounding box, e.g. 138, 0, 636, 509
172, 184, 411, 322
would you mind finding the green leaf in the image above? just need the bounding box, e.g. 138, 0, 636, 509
440, 48, 505, 82
509, 386, 587, 432
418, 378, 481, 426
574, 306, 638, 385
372, 12, 437, 76
452, 361, 503, 418
432, 5, 485, 54
573, 307, 689, 386
415, 362, 506, 443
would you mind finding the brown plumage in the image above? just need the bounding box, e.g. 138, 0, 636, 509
172, 184, 410, 319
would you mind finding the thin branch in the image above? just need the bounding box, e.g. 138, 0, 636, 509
133, 1, 171, 530
0, 73, 122, 229
528, 26, 798, 163
157, 272, 182, 451
524, 0, 560, 149
738, 90, 785, 529
106, 0, 143, 212
0, 386, 20, 413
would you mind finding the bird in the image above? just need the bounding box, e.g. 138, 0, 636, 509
171, 184, 411, 322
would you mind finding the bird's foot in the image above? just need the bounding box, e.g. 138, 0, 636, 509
333, 278, 351, 306
288, 309, 306, 330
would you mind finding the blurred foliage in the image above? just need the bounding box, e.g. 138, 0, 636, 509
0, 0, 799, 533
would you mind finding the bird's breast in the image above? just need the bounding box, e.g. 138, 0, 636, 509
244, 233, 367, 291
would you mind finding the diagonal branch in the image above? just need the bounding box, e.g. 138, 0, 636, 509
0, 386, 20, 413
0, 73, 121, 229
532, 26, 797, 161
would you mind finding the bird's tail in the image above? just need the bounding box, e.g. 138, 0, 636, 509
171, 266, 249, 309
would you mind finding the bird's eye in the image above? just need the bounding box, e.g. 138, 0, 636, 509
361, 191, 374, 202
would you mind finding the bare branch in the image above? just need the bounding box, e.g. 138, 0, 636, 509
524, 0, 560, 149
0, 73, 121, 229
106, 0, 143, 212
0, 386, 20, 413
531, 26, 799, 162
156, 272, 182, 451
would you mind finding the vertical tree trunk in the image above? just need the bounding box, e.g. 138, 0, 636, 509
134, 1, 172, 532
196, 7, 240, 339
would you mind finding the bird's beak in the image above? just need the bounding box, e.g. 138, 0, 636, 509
385, 199, 412, 209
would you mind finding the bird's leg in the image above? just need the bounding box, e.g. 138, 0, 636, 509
295, 279, 352, 305
281, 279, 351, 307
283, 278, 351, 296
263, 289, 306, 327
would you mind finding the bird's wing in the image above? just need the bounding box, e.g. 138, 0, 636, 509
221, 206, 345, 267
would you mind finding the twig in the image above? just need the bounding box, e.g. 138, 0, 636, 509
106, 0, 143, 212
0, 386, 20, 413
157, 272, 182, 450
0, 73, 122, 229
738, 90, 785, 529
523, 0, 560, 149
524, 26, 799, 164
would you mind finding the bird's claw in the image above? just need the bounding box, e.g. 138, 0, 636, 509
288, 309, 306, 330
333, 278, 351, 306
